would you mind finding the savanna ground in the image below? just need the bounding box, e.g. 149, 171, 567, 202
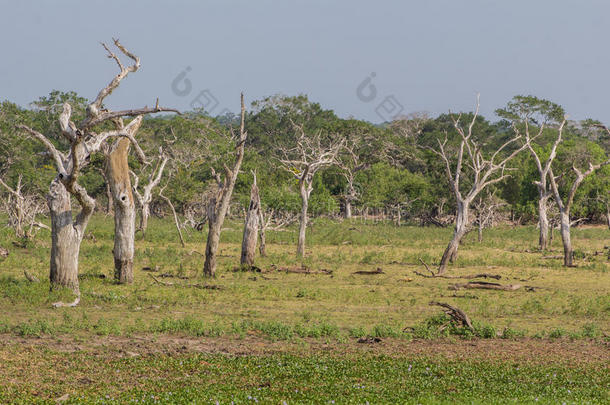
0, 216, 608, 404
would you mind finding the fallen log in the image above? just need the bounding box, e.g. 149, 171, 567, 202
269, 264, 332, 275
352, 267, 384, 275
449, 281, 522, 291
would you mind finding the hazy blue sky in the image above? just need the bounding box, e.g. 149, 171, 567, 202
1, 0, 608, 123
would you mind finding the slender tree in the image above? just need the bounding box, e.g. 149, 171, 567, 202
203, 94, 247, 277
430, 96, 529, 275
279, 122, 343, 257
240, 171, 260, 267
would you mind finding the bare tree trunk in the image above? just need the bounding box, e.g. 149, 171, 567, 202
107, 138, 135, 284
203, 204, 222, 276
538, 195, 550, 250
558, 210, 573, 267
258, 206, 267, 257
344, 200, 352, 219
477, 221, 483, 243
396, 205, 401, 227
140, 202, 150, 236
438, 201, 469, 275
48, 179, 82, 292
606, 203, 610, 230
241, 176, 260, 267
297, 184, 309, 257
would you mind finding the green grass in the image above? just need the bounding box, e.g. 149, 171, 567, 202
1, 349, 607, 404
0, 215, 608, 339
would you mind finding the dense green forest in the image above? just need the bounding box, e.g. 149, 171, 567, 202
1, 90, 609, 227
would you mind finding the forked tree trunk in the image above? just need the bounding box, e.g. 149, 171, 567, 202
107, 138, 135, 284
48, 179, 82, 292
537, 195, 550, 251
240, 178, 260, 267
297, 184, 310, 257
438, 200, 469, 275
558, 210, 573, 267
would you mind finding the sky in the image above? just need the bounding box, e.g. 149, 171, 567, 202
1, 0, 609, 124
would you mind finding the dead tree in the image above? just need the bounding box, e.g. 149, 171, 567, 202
0, 174, 48, 239
97, 41, 177, 284
203, 93, 247, 277
430, 95, 529, 275
549, 160, 609, 266
338, 136, 367, 219
131, 149, 169, 236
279, 122, 343, 257
240, 172, 260, 267
106, 120, 142, 284
473, 191, 506, 243
16, 39, 176, 296
513, 119, 565, 250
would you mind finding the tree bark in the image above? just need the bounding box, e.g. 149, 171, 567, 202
558, 210, 573, 267
48, 179, 82, 292
240, 177, 260, 267
438, 200, 469, 275
140, 202, 150, 236
203, 201, 222, 277
297, 183, 310, 257
107, 138, 135, 284
606, 203, 610, 230
537, 195, 550, 251
344, 200, 352, 219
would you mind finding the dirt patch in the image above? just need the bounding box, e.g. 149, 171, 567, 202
0, 333, 607, 364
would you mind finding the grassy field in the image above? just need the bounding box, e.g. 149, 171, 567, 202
0, 215, 608, 403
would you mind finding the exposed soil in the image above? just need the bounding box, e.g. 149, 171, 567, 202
0, 333, 608, 364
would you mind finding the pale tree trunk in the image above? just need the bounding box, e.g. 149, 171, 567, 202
477, 221, 483, 243
48, 179, 82, 292
140, 202, 150, 236
606, 203, 610, 230
258, 206, 267, 257
558, 210, 573, 267
297, 183, 310, 257
344, 200, 352, 219
537, 194, 550, 251
438, 200, 469, 275
240, 176, 260, 267
107, 138, 135, 284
